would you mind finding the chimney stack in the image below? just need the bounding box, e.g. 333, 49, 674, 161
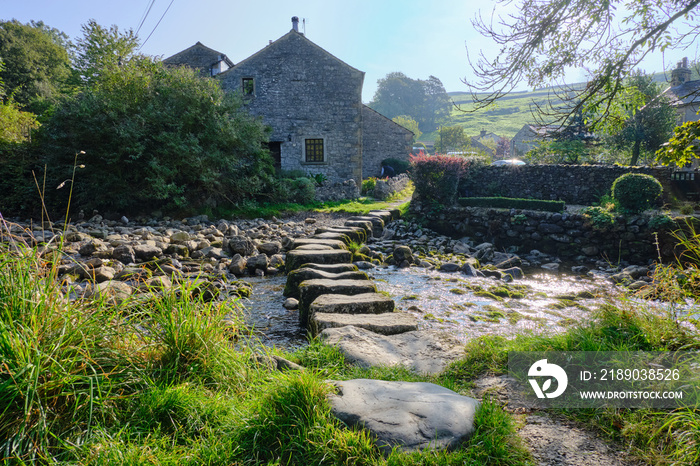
671, 57, 692, 86
292, 16, 299, 32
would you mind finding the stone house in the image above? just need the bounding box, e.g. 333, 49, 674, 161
162, 42, 233, 77
661, 57, 700, 124
510, 124, 555, 156
164, 18, 413, 186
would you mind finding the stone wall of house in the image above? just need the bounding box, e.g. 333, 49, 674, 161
361, 106, 413, 179
464, 164, 674, 205
218, 32, 364, 186
410, 201, 678, 263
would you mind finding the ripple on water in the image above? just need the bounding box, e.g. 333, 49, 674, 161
239, 266, 620, 350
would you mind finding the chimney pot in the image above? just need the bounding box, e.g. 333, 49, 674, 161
292, 16, 299, 32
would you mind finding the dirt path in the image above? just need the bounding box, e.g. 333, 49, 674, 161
473, 376, 641, 466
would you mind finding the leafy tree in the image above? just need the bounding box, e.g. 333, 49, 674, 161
38, 59, 273, 215
0, 60, 39, 144
369, 72, 451, 131
0, 20, 72, 110
496, 137, 511, 157
392, 115, 421, 141
435, 125, 467, 153
525, 110, 598, 163
73, 20, 141, 86
465, 0, 700, 125
656, 120, 700, 167
598, 73, 677, 166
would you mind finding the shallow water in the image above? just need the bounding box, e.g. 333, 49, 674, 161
239, 266, 619, 350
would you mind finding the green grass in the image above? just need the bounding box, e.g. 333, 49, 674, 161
2, 216, 700, 465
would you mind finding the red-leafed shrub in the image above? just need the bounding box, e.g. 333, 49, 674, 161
410, 154, 478, 206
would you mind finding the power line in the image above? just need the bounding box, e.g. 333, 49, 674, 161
139, 0, 175, 50
136, 0, 157, 37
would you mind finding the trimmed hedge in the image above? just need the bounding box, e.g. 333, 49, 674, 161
457, 197, 565, 212
611, 173, 663, 213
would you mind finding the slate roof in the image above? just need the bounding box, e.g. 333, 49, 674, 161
662, 79, 700, 108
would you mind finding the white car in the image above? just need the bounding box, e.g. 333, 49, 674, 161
492, 158, 526, 166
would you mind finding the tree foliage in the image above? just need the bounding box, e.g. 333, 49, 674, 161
466, 0, 700, 125
391, 115, 421, 141
38, 59, 272, 215
0, 20, 72, 110
73, 20, 141, 87
434, 125, 468, 153
0, 61, 39, 144
598, 72, 677, 165
656, 120, 700, 167
369, 72, 451, 131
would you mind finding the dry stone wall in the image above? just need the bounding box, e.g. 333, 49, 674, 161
463, 165, 673, 205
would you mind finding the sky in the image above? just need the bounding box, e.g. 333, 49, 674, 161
2, 0, 698, 103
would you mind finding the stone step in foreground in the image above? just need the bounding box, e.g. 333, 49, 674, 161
329, 379, 479, 454
311, 311, 418, 337
343, 220, 373, 236
284, 269, 370, 299
367, 210, 397, 224
298, 279, 377, 327
309, 292, 395, 315
312, 231, 352, 245
285, 249, 352, 273
320, 326, 464, 375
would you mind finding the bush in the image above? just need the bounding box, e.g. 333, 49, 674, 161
411, 154, 478, 206
612, 173, 663, 213
381, 157, 411, 176
36, 61, 273, 216
457, 197, 565, 212
581, 206, 615, 230
290, 177, 316, 204
361, 178, 376, 196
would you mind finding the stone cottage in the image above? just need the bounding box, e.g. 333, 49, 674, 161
164, 18, 413, 186
662, 57, 700, 124
162, 42, 233, 77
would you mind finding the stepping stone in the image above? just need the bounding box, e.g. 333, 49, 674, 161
298, 279, 377, 327
367, 210, 395, 224
309, 292, 395, 315
311, 312, 418, 336
315, 226, 366, 244
313, 231, 352, 245
294, 244, 335, 251
285, 249, 352, 273
291, 238, 347, 250
347, 216, 385, 237
297, 263, 359, 273
328, 379, 479, 453
344, 220, 373, 236
320, 326, 464, 375
284, 269, 370, 299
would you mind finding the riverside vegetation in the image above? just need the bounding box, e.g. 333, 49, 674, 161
2, 195, 700, 464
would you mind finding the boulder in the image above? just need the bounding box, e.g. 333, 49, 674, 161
133, 243, 162, 261
84, 281, 133, 305
226, 236, 257, 256
283, 298, 299, 310
311, 312, 417, 336
258, 241, 282, 256
228, 254, 247, 275
393, 245, 413, 264
309, 292, 395, 315
285, 249, 352, 273
500, 267, 524, 280
439, 262, 461, 273
320, 326, 464, 375
284, 269, 369, 298
112, 244, 136, 264
328, 379, 479, 453
247, 253, 270, 272
298, 279, 377, 327
170, 231, 191, 243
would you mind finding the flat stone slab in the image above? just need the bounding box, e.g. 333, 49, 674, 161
298, 279, 377, 327
368, 210, 395, 223
313, 232, 352, 245
320, 326, 464, 375
347, 216, 385, 237
284, 269, 369, 299
297, 263, 358, 273
328, 379, 479, 453
291, 238, 347, 250
309, 292, 395, 315
294, 244, 334, 251
314, 226, 366, 244
285, 249, 352, 273
343, 220, 373, 235
311, 311, 418, 337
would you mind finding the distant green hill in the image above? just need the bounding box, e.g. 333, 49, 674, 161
422, 67, 700, 143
